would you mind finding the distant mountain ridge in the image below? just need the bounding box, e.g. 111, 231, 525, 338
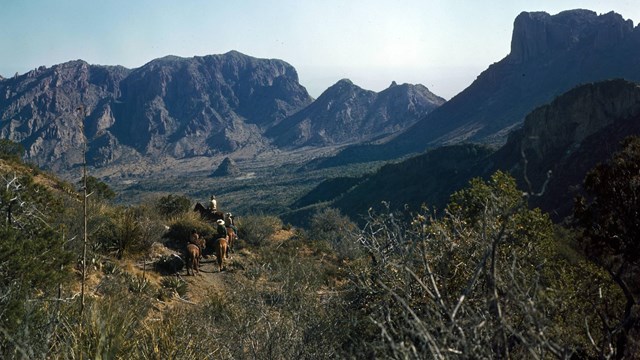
267, 79, 444, 147
0, 51, 441, 175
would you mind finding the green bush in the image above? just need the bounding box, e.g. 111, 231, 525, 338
337, 171, 605, 358
80, 175, 116, 202
238, 214, 283, 246
155, 194, 192, 218
308, 207, 361, 260
0, 139, 24, 161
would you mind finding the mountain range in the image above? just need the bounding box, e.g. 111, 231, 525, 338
0, 51, 442, 175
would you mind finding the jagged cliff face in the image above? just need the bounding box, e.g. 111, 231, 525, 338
111, 52, 313, 158
267, 79, 445, 147
495, 79, 640, 218
509, 10, 635, 63
0, 61, 131, 171
386, 9, 640, 157
0, 52, 314, 172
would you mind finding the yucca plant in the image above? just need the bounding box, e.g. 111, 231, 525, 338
160, 276, 188, 298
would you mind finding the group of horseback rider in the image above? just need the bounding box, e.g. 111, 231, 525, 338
187, 195, 238, 270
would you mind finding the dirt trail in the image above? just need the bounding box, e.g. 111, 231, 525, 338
179, 255, 239, 304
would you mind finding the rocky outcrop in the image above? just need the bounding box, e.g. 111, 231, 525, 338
509, 10, 635, 63
0, 61, 131, 173
267, 79, 444, 147
493, 79, 640, 218
210, 157, 241, 177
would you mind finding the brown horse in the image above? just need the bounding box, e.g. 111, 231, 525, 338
194, 203, 224, 223
186, 237, 205, 276
214, 237, 228, 272
225, 226, 237, 257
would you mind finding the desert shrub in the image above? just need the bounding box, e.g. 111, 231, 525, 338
80, 175, 116, 202
51, 294, 152, 358
132, 305, 222, 359
92, 205, 159, 259
238, 214, 283, 246
162, 211, 213, 247
574, 136, 640, 358
0, 139, 24, 161
125, 273, 155, 295
206, 278, 339, 359
155, 194, 192, 218
101, 260, 121, 275
0, 172, 74, 357
308, 207, 361, 260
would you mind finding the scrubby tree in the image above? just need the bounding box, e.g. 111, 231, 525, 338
0, 139, 24, 161
79, 175, 115, 202
309, 207, 360, 260
239, 214, 283, 246
156, 194, 192, 218
574, 136, 640, 359
0, 171, 74, 357
93, 205, 160, 259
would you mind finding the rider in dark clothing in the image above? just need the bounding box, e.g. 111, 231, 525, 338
216, 219, 228, 239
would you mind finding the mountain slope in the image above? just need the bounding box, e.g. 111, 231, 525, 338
110, 51, 313, 157
0, 51, 314, 173
0, 51, 447, 179
399, 10, 640, 150
290, 79, 640, 223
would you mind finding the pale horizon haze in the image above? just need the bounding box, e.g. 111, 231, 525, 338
1, 0, 638, 99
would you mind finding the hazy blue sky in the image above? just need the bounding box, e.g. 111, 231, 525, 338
1, 0, 638, 99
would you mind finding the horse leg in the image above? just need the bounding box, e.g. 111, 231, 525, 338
193, 249, 198, 275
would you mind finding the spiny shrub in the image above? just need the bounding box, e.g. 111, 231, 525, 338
161, 276, 188, 298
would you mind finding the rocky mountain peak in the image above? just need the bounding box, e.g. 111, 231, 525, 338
0, 51, 315, 174
509, 9, 635, 63
323, 78, 358, 94
267, 79, 444, 148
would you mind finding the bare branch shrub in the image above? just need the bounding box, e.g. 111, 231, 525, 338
339, 171, 603, 359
